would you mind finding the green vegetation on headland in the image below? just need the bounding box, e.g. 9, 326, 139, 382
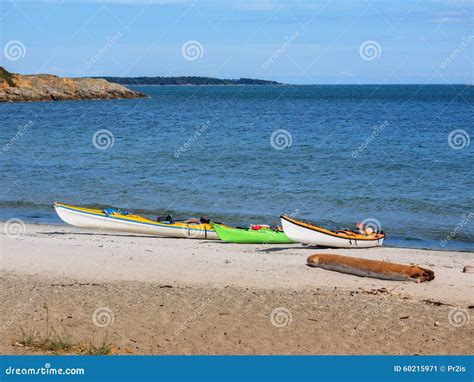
98, 76, 281, 86
0, 67, 16, 87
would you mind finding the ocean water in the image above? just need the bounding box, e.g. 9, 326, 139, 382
0, 85, 473, 251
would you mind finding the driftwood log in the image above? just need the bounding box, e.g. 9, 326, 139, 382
307, 254, 434, 283
462, 265, 474, 274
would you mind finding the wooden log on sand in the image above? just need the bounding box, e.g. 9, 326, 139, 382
462, 265, 474, 274
307, 254, 435, 283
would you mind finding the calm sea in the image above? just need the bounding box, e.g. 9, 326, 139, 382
1, 85, 473, 251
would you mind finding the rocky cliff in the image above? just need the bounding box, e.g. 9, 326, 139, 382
0, 67, 146, 102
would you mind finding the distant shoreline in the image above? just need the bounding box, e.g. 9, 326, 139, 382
124, 83, 285, 86
119, 83, 469, 87
97, 76, 281, 86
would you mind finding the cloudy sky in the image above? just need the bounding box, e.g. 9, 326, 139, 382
1, 0, 472, 83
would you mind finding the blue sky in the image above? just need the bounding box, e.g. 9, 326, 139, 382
0, 0, 472, 84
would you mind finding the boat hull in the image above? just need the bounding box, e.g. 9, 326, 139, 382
280, 215, 384, 248
54, 202, 219, 240
211, 222, 295, 244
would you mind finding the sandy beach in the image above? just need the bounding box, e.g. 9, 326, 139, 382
1, 222, 472, 355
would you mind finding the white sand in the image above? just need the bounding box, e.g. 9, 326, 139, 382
1, 222, 473, 306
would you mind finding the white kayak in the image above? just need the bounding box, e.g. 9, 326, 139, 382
280, 215, 384, 248
53, 202, 219, 240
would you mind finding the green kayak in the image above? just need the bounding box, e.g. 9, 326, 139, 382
211, 222, 295, 244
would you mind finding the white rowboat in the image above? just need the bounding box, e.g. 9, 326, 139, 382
53, 202, 219, 240
280, 215, 384, 248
